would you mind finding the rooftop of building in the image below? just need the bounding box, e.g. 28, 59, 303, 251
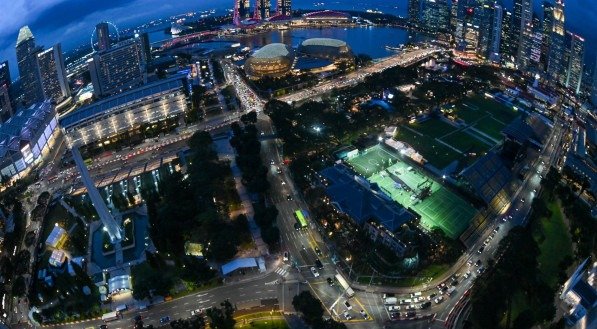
302, 10, 350, 19
461, 151, 512, 204
320, 164, 414, 232
0, 101, 54, 158
60, 75, 185, 129
502, 113, 552, 147
251, 43, 292, 59
16, 26, 34, 45
301, 38, 347, 48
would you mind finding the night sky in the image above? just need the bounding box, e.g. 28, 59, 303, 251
0, 0, 595, 78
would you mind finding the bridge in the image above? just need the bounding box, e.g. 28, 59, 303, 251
160, 30, 220, 50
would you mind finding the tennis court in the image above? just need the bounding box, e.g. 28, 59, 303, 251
346, 145, 476, 238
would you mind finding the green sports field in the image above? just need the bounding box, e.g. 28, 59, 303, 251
347, 145, 476, 238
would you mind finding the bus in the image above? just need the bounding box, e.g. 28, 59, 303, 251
294, 210, 308, 229
102, 311, 120, 322
335, 272, 355, 298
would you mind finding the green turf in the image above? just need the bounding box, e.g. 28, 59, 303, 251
441, 130, 492, 155
395, 127, 460, 169
237, 319, 288, 329
347, 145, 476, 238
472, 117, 506, 140
467, 96, 519, 123
534, 200, 573, 289
409, 118, 458, 139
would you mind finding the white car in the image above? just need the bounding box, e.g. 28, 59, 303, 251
310, 267, 320, 277
388, 305, 400, 311
434, 296, 444, 304
191, 308, 204, 316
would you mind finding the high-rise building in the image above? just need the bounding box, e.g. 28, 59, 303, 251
96, 22, 111, 52
547, 0, 566, 85
500, 8, 516, 65
489, 4, 503, 63
454, 0, 476, 53
475, 0, 496, 59
254, 0, 271, 20
450, 0, 460, 34
592, 55, 597, 106
16, 26, 44, 107
0, 61, 12, 122
37, 43, 70, 103
541, 1, 554, 69
512, 0, 533, 69
276, 0, 291, 16
233, 0, 251, 25
565, 32, 584, 94
423, 0, 450, 34
88, 39, 146, 98
528, 14, 543, 70
137, 32, 152, 63
409, 0, 422, 28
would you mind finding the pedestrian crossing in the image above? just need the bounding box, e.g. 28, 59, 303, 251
274, 265, 290, 278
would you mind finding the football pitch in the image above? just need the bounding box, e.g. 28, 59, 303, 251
346, 145, 476, 239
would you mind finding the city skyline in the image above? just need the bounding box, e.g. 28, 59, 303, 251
1, 0, 597, 79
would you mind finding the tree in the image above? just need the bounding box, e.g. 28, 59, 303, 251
206, 300, 235, 329
292, 291, 324, 324
12, 276, 27, 297
240, 111, 257, 125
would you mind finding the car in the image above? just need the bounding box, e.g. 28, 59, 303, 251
389, 312, 400, 320
475, 260, 482, 267
406, 311, 417, 318
427, 293, 437, 300
100, 326, 108, 329
283, 252, 289, 262
405, 305, 416, 310
451, 279, 459, 286
191, 309, 204, 316
270, 160, 275, 165
310, 267, 320, 277
327, 277, 334, 286
314, 247, 322, 256
344, 300, 352, 310
160, 316, 171, 324
521, 197, 525, 203
493, 226, 500, 233
133, 315, 142, 322
478, 247, 484, 254
360, 309, 369, 319
286, 194, 293, 201
388, 305, 400, 311
467, 259, 473, 266
343, 311, 352, 320
420, 301, 432, 309
477, 266, 485, 274
434, 296, 444, 304
463, 271, 472, 279
484, 238, 491, 246
315, 259, 324, 269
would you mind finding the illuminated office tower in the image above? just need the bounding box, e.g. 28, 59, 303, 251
254, 0, 271, 20
489, 4, 503, 63
276, 0, 291, 16
541, 1, 554, 69
37, 43, 70, 103
423, 0, 450, 33
233, 0, 251, 25
96, 22, 111, 52
564, 32, 584, 94
475, 0, 496, 59
547, 0, 566, 85
500, 8, 516, 65
512, 0, 533, 69
0, 61, 12, 122
16, 26, 44, 106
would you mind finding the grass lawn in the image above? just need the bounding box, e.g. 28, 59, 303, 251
441, 130, 492, 155
396, 127, 461, 168
533, 200, 572, 289
409, 118, 458, 139
466, 96, 519, 123
499, 291, 528, 328
473, 117, 507, 140
236, 318, 288, 329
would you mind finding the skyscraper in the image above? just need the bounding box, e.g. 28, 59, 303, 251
409, 0, 422, 28
88, 39, 146, 98
512, 0, 533, 69
454, 0, 476, 53
233, 0, 251, 25
528, 14, 543, 70
254, 0, 270, 20
276, 0, 291, 16
16, 26, 44, 107
500, 8, 517, 65
96, 22, 111, 52
137, 32, 151, 63
541, 1, 554, 68
547, 0, 566, 85
37, 43, 70, 103
565, 32, 584, 94
423, 0, 450, 34
0, 61, 12, 122
490, 4, 503, 63
475, 0, 496, 59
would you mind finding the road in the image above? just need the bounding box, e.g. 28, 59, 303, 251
29, 46, 566, 329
